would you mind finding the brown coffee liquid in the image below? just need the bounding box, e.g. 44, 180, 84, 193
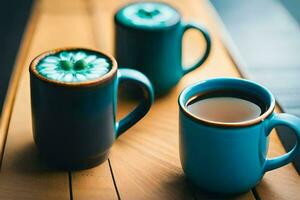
186, 91, 266, 123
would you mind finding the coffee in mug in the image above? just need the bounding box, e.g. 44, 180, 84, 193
178, 78, 300, 193
186, 91, 265, 123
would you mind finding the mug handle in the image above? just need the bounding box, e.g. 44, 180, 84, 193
264, 113, 300, 172
181, 22, 211, 75
116, 68, 154, 137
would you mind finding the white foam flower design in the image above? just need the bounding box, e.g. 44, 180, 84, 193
37, 51, 111, 82
122, 3, 177, 26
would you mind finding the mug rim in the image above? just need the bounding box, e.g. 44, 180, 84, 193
114, 1, 181, 31
29, 47, 118, 87
178, 77, 276, 128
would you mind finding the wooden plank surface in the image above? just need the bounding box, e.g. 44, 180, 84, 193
0, 0, 116, 199
87, 0, 299, 199
0, 0, 37, 166
0, 0, 298, 199
85, 0, 254, 199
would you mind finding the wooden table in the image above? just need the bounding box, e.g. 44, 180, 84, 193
0, 0, 299, 199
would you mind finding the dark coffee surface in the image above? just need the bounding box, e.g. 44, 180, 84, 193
186, 89, 268, 114
186, 90, 265, 123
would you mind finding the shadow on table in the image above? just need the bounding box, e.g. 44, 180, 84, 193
161, 171, 249, 199
1, 140, 55, 172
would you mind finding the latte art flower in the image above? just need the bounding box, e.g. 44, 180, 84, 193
117, 2, 179, 27
37, 51, 111, 82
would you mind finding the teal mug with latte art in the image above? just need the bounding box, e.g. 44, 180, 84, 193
115, 2, 211, 95
29, 48, 154, 170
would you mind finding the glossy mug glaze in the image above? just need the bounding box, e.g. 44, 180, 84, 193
29, 48, 154, 170
115, 2, 211, 95
178, 78, 300, 193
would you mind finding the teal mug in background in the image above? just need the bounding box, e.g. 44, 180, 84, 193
30, 48, 154, 170
115, 2, 211, 95
178, 78, 300, 194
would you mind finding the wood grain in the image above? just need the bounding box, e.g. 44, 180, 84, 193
0, 0, 116, 199
72, 162, 118, 200
0, 0, 299, 199
88, 0, 299, 199
87, 0, 254, 199
0, 0, 39, 166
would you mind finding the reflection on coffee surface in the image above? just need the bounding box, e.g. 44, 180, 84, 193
187, 96, 262, 123
36, 50, 111, 83
116, 2, 180, 27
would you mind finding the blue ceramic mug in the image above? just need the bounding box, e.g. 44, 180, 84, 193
30, 48, 154, 170
178, 78, 300, 194
115, 2, 211, 95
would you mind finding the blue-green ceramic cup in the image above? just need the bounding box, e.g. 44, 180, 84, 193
29, 48, 154, 170
178, 78, 300, 194
115, 2, 211, 95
